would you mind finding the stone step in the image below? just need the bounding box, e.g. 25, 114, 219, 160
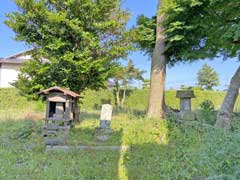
42, 130, 58, 137
46, 145, 129, 151
47, 118, 72, 122
44, 124, 71, 131
44, 124, 59, 130
44, 138, 66, 146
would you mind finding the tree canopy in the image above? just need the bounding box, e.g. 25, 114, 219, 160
135, 15, 156, 55
135, 0, 240, 64
5, 0, 132, 97
163, 0, 240, 62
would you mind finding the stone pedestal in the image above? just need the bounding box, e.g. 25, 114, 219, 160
100, 120, 111, 129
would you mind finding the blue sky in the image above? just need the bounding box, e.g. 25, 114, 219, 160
0, 0, 239, 90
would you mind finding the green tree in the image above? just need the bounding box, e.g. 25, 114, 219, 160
162, 0, 240, 129
197, 64, 219, 90
135, 0, 240, 127
134, 0, 172, 119
5, 0, 132, 98
112, 60, 144, 107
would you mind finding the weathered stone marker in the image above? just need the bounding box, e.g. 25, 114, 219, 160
97, 104, 113, 141
176, 90, 195, 119
100, 104, 113, 130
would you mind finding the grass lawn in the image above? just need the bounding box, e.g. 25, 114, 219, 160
1, 88, 240, 179
1, 109, 240, 179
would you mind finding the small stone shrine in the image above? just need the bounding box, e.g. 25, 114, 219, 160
176, 90, 195, 118
39, 87, 81, 145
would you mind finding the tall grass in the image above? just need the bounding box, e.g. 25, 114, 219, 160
1, 109, 240, 179
1, 88, 240, 179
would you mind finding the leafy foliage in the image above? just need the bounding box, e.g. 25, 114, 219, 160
80, 89, 114, 110
163, 0, 240, 62
197, 64, 219, 90
111, 60, 145, 107
134, 15, 156, 55
5, 0, 133, 97
112, 60, 144, 89
134, 0, 240, 65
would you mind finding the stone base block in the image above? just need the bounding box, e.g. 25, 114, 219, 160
100, 120, 111, 129
179, 112, 196, 121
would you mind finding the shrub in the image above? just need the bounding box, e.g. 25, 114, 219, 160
200, 100, 215, 111
198, 100, 216, 125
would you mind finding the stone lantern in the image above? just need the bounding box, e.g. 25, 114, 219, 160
176, 90, 195, 117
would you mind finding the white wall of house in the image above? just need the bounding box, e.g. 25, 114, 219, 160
0, 63, 21, 88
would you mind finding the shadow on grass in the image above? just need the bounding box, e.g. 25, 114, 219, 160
0, 118, 126, 179
68, 127, 124, 179
121, 121, 178, 179
122, 116, 240, 180
0, 117, 202, 179
69, 126, 123, 146
122, 129, 205, 179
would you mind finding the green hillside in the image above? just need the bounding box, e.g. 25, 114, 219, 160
2, 88, 240, 113
81, 88, 240, 112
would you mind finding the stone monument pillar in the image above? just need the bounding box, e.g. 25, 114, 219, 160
97, 104, 113, 141
99, 104, 113, 130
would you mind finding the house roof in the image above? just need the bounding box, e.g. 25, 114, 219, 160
0, 50, 32, 64
39, 86, 81, 98
0, 49, 49, 64
5, 49, 32, 59
0, 58, 29, 64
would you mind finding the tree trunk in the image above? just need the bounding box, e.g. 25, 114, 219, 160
147, 1, 166, 119
121, 85, 127, 108
215, 66, 240, 129
115, 80, 121, 107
